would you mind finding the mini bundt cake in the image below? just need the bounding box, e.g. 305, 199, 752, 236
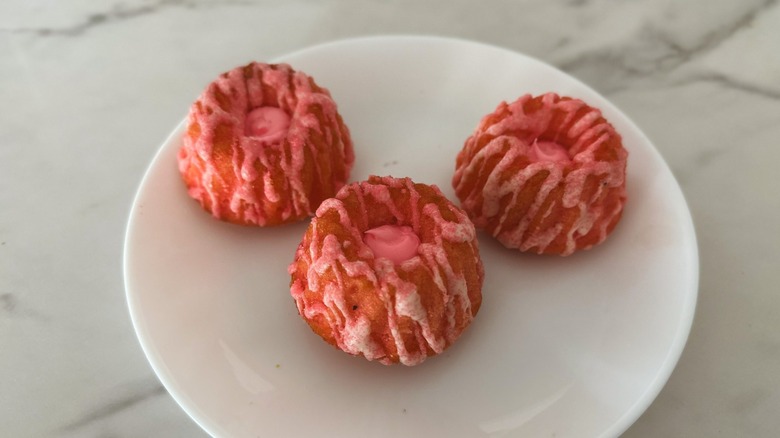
289, 176, 484, 365
178, 62, 354, 226
453, 93, 628, 255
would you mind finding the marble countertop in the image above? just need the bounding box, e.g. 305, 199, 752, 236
2, 1, 779, 437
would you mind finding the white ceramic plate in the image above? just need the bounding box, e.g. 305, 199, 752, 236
124, 36, 698, 438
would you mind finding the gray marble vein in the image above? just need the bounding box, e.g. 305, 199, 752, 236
648, 0, 777, 70
0, 291, 49, 321
671, 71, 780, 100
59, 380, 167, 434
2, 0, 250, 37
0, 292, 16, 313
554, 0, 778, 94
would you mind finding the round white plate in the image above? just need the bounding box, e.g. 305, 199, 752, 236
124, 36, 698, 438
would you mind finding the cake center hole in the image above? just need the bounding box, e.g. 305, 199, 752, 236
529, 140, 570, 163
363, 225, 420, 265
245, 106, 290, 142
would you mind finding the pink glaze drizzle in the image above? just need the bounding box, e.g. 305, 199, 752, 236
178, 63, 354, 225
452, 93, 628, 255
289, 177, 482, 366
364, 225, 420, 265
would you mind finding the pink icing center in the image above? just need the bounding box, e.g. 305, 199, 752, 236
529, 140, 570, 163
363, 225, 420, 264
244, 106, 290, 142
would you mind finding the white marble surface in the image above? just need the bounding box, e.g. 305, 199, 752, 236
1, 1, 778, 437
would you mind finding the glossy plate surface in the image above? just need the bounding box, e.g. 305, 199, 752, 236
124, 36, 698, 438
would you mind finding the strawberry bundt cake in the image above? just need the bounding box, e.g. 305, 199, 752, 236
178, 62, 354, 226
453, 93, 628, 256
289, 176, 484, 365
